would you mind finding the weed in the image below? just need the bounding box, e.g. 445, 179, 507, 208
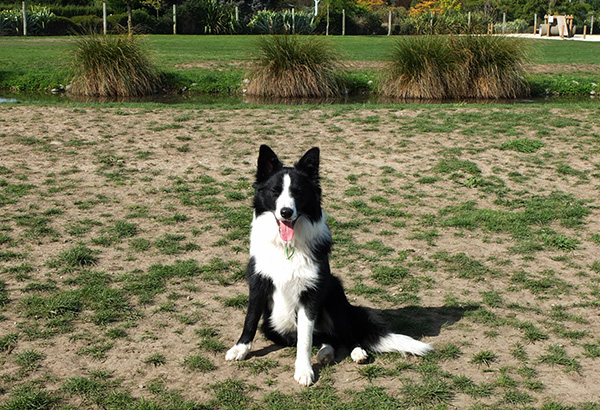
77, 342, 114, 360
400, 376, 454, 407
435, 158, 482, 176
539, 345, 581, 373
0, 387, 58, 410
471, 350, 497, 366
541, 231, 580, 251
358, 364, 397, 381
209, 379, 251, 409
236, 358, 279, 375
199, 337, 226, 353
50, 244, 98, 270
222, 294, 249, 309
0, 333, 18, 352
372, 265, 409, 285
183, 354, 215, 372
144, 353, 167, 367
0, 279, 8, 307
14, 349, 45, 374
433, 251, 500, 281
500, 138, 545, 153
583, 343, 600, 359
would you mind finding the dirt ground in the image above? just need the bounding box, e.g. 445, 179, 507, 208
0, 104, 599, 408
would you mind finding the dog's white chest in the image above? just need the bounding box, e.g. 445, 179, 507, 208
253, 244, 319, 335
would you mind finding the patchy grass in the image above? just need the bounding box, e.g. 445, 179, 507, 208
0, 104, 599, 409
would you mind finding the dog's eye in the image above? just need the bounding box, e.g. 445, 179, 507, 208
271, 188, 281, 196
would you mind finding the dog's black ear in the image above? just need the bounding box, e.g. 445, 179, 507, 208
295, 147, 320, 181
256, 145, 283, 184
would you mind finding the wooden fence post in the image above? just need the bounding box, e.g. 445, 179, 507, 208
22, 1, 27, 36
173, 4, 176, 34
103, 3, 107, 35
326, 5, 329, 36
533, 14, 537, 34
583, 25, 587, 39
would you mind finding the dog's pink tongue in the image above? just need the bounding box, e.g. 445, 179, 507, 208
279, 221, 295, 242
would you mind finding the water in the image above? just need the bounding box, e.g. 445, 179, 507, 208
0, 91, 597, 106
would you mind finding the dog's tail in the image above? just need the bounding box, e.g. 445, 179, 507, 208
367, 332, 432, 356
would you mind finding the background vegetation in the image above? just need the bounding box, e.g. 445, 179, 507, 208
0, 0, 599, 36
0, 34, 598, 97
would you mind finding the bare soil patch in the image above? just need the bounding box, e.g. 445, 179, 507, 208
0, 104, 599, 409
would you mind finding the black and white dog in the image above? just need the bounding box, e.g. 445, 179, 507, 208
226, 145, 432, 386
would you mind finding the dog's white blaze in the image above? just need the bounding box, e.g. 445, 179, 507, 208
275, 174, 296, 220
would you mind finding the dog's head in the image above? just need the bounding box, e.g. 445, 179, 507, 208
253, 145, 322, 242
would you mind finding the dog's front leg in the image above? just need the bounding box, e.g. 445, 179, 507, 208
294, 306, 315, 386
226, 270, 271, 362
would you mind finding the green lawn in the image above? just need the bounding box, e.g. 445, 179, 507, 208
1, 35, 599, 92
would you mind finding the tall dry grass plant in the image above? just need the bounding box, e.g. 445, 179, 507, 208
380, 35, 529, 100
69, 34, 161, 97
246, 35, 344, 98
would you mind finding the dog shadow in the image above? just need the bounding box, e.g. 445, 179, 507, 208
373, 304, 479, 340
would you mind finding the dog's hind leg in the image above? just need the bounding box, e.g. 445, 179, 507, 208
350, 346, 369, 364
316, 344, 335, 365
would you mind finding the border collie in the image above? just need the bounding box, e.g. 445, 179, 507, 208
226, 145, 432, 386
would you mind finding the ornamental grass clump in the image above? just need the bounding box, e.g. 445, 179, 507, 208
457, 35, 529, 99
246, 35, 344, 98
69, 34, 161, 97
379, 35, 459, 100
380, 35, 529, 100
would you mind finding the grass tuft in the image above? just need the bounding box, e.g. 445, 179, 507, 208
70, 34, 162, 97
247, 35, 345, 98
380, 35, 529, 99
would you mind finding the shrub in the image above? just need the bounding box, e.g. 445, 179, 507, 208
69, 15, 103, 33
393, 10, 492, 35
380, 35, 529, 100
494, 19, 529, 34
69, 34, 162, 97
0, 5, 56, 35
46, 15, 79, 35
106, 9, 160, 33
178, 0, 237, 34
246, 35, 345, 98
248, 9, 315, 34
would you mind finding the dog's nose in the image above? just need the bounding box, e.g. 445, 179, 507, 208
280, 207, 294, 220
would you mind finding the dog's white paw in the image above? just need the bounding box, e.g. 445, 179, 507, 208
316, 345, 335, 365
351, 347, 369, 364
294, 365, 315, 386
225, 343, 251, 361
